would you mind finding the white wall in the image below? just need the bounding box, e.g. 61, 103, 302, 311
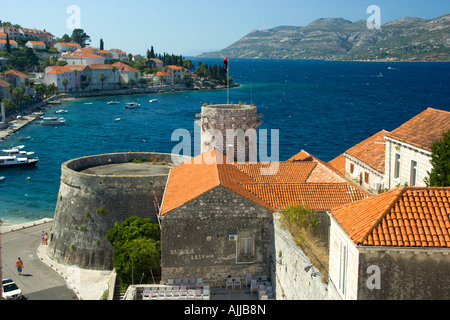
384, 138, 432, 189
328, 215, 360, 300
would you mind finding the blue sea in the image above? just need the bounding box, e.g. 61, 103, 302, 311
1, 59, 449, 224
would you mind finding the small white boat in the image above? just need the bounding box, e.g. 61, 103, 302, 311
107, 101, 120, 105
0, 155, 38, 168
125, 102, 140, 109
0, 176, 5, 181
55, 110, 68, 114
40, 117, 66, 125
149, 99, 158, 103
114, 118, 121, 122
1, 147, 35, 158
84, 102, 93, 105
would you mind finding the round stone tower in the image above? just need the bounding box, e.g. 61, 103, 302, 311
48, 152, 189, 270
196, 103, 263, 162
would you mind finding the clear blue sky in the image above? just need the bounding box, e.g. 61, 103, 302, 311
2, 0, 449, 56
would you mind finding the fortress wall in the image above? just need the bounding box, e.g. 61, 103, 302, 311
48, 152, 189, 270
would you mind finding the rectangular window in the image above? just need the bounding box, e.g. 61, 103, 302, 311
364, 172, 369, 184
394, 153, 401, 179
350, 163, 354, 174
239, 231, 253, 255
410, 160, 417, 186
338, 241, 347, 296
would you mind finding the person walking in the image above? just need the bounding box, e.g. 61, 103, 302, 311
16, 257, 24, 275
43, 232, 48, 245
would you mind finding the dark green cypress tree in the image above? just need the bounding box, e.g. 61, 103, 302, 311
6, 34, 11, 54
425, 130, 450, 187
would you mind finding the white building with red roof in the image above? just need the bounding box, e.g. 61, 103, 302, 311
54, 42, 81, 53
60, 48, 105, 65
329, 186, 450, 300
25, 40, 46, 50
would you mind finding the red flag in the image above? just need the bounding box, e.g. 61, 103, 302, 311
224, 56, 229, 73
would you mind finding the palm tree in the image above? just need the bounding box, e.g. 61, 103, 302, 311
73, 70, 78, 92
111, 66, 117, 91
62, 78, 69, 93
99, 73, 106, 91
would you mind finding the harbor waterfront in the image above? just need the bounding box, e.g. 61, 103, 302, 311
1, 58, 449, 225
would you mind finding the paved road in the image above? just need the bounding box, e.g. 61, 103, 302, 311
2, 222, 78, 300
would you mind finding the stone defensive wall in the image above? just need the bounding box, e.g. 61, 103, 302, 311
47, 152, 190, 270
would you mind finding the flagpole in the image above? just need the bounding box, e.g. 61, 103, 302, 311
227, 66, 229, 104
224, 57, 229, 104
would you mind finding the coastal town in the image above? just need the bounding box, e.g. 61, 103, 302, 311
0, 19, 450, 305
0, 24, 231, 123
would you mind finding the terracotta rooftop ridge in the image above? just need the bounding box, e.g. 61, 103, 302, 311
385, 108, 450, 151
344, 130, 389, 173
332, 187, 450, 248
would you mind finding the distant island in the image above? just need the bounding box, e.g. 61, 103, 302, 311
198, 14, 450, 61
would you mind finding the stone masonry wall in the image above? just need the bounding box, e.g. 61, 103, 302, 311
161, 185, 273, 287
357, 248, 450, 300
197, 104, 263, 162
271, 212, 328, 300
48, 152, 189, 270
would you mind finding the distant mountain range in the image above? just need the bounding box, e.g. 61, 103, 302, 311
198, 14, 450, 61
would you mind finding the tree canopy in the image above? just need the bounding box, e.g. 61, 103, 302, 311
106, 216, 161, 286
58, 29, 91, 47
425, 130, 450, 187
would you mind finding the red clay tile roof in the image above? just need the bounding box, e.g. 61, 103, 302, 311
161, 149, 275, 215
233, 162, 317, 183
3, 69, 29, 78
344, 130, 388, 173
161, 148, 371, 215
385, 108, 450, 151
26, 40, 46, 46
243, 183, 369, 211
287, 150, 313, 162
63, 49, 102, 59
328, 154, 346, 176
332, 187, 450, 248
112, 62, 139, 73
46, 66, 72, 74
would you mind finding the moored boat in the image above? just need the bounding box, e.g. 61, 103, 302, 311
55, 110, 68, 114
1, 147, 35, 158
40, 117, 66, 125
0, 156, 38, 168
125, 102, 140, 109
107, 101, 120, 105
